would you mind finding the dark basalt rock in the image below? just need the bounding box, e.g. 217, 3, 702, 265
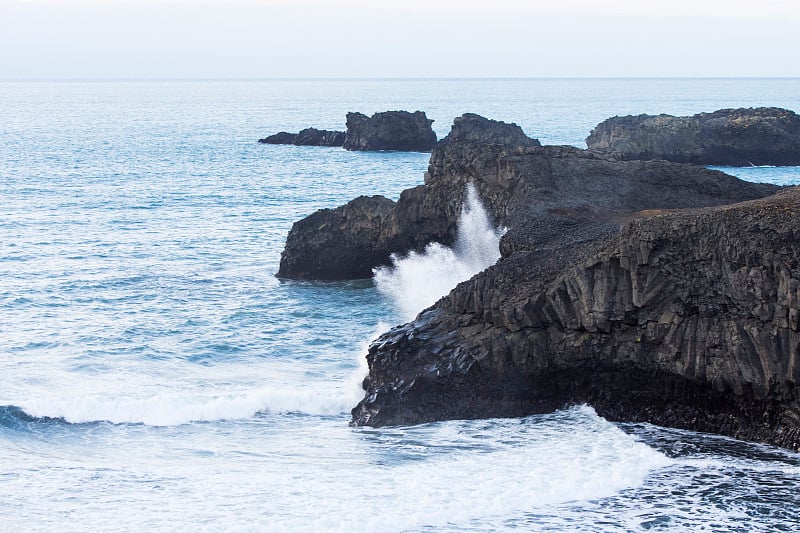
259, 128, 345, 147
277, 112, 799, 449
277, 195, 396, 281
586, 107, 800, 166
278, 113, 775, 281
259, 131, 298, 144
295, 128, 346, 147
276, 114, 543, 279
351, 187, 800, 451
447, 113, 541, 147
343, 111, 437, 152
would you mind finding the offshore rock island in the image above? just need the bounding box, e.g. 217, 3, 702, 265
587, 107, 800, 166
259, 110, 437, 152
279, 110, 800, 450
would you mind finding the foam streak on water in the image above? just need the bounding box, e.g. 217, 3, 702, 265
374, 184, 504, 321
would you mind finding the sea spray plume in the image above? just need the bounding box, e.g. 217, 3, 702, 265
374, 184, 505, 322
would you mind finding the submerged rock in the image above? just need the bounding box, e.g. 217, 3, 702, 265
586, 107, 800, 166
343, 111, 437, 152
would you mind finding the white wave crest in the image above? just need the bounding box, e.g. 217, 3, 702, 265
13, 321, 392, 427
18, 386, 344, 426
374, 184, 505, 321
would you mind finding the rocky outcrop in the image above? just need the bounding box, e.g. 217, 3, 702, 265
277, 195, 396, 280
586, 107, 800, 166
259, 110, 437, 152
351, 187, 800, 450
278, 113, 776, 280
343, 111, 437, 152
259, 128, 346, 147
446, 113, 540, 148
277, 114, 543, 279
277, 112, 799, 449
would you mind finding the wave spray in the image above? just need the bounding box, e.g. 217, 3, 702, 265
374, 184, 505, 322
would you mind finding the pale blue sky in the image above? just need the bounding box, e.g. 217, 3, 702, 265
1, 0, 799, 79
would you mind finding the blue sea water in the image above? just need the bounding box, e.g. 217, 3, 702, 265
1, 79, 800, 531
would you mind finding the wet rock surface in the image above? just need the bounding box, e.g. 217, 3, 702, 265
586, 107, 800, 166
276, 195, 396, 281
343, 111, 437, 152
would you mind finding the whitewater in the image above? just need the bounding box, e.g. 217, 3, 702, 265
2, 79, 800, 531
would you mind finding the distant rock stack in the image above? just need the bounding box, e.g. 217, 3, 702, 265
259, 128, 345, 147
586, 107, 800, 166
343, 111, 437, 152
258, 110, 437, 152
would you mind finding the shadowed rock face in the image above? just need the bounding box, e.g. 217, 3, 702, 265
445, 113, 541, 147
351, 187, 800, 450
586, 107, 800, 166
343, 111, 437, 152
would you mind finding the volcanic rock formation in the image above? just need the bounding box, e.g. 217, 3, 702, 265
279, 112, 799, 449
586, 107, 800, 166
351, 186, 800, 450
343, 111, 437, 152
278, 113, 775, 280
258, 110, 437, 152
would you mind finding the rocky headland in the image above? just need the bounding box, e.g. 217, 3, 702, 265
258, 110, 437, 152
279, 112, 798, 449
586, 107, 800, 166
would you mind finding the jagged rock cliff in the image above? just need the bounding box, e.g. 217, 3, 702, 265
586, 107, 800, 166
351, 187, 800, 450
277, 112, 799, 449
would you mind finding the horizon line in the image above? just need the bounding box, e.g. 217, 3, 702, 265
2, 76, 800, 83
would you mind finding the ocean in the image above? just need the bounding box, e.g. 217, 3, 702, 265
1, 79, 799, 531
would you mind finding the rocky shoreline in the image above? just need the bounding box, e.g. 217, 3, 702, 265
279, 110, 800, 450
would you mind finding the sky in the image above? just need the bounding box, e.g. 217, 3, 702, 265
1, 0, 799, 79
